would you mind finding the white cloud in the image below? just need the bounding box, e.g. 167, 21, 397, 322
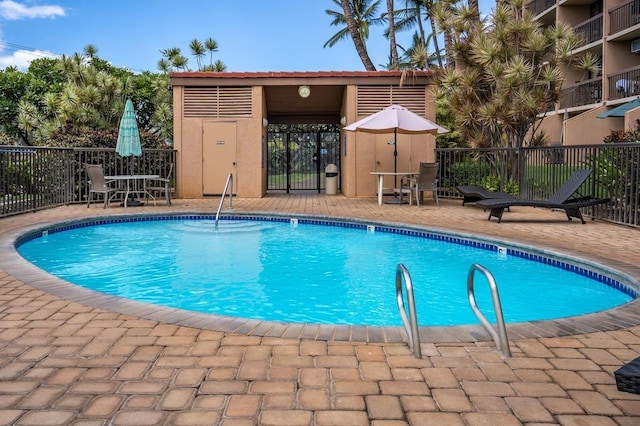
0, 2, 65, 69
0, 0, 65, 20
0, 48, 57, 69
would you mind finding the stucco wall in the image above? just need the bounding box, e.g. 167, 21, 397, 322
564, 108, 623, 145
625, 107, 640, 129
536, 114, 564, 145
173, 86, 265, 198
347, 86, 436, 198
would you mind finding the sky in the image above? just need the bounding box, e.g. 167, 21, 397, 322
0, 0, 494, 73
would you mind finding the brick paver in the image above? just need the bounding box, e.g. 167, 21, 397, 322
0, 196, 639, 424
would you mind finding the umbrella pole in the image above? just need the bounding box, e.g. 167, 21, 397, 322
393, 128, 398, 188
384, 129, 406, 204
386, 128, 402, 204
123, 156, 143, 207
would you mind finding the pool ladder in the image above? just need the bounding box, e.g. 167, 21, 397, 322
396, 264, 421, 358
467, 263, 511, 357
215, 174, 233, 230
396, 263, 511, 358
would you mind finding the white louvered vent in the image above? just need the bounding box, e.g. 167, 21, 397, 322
356, 85, 426, 116
184, 87, 252, 118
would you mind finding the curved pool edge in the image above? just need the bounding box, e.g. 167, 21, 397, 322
2, 210, 640, 344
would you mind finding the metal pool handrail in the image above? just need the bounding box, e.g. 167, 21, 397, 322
396, 263, 421, 358
215, 174, 233, 230
467, 263, 511, 357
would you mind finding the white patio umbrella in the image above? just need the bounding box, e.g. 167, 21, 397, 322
116, 99, 143, 206
343, 104, 448, 188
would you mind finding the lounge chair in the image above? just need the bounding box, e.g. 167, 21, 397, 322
86, 164, 121, 208
456, 185, 516, 206
476, 169, 610, 223
396, 162, 439, 206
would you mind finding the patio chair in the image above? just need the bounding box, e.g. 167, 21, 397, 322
476, 169, 610, 223
86, 164, 121, 208
396, 162, 439, 206
145, 163, 173, 206
456, 185, 516, 206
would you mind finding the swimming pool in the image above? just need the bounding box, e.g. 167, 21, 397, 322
16, 214, 636, 328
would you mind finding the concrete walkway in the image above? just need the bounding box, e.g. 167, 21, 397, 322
0, 194, 639, 425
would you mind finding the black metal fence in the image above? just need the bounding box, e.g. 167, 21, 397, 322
0, 146, 176, 217
436, 143, 640, 227
267, 131, 341, 192
2, 144, 639, 227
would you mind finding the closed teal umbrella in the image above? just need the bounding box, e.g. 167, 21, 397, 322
116, 99, 142, 174
116, 99, 143, 206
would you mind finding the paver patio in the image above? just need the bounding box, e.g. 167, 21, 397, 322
0, 194, 639, 425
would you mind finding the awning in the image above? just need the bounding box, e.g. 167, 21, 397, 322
597, 98, 640, 118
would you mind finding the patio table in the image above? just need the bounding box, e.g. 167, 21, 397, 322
105, 174, 160, 207
370, 172, 416, 205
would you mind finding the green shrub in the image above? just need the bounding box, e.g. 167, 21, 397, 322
477, 175, 519, 195
443, 161, 491, 188
37, 123, 167, 149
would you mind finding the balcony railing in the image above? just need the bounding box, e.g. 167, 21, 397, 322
609, 0, 640, 35
526, 0, 556, 17
608, 66, 640, 100
559, 78, 602, 109
574, 14, 603, 47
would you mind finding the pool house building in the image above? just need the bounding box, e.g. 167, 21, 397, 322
169, 71, 437, 199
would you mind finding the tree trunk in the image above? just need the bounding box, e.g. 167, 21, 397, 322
415, 2, 426, 47
387, 0, 399, 69
438, 2, 455, 69
341, 0, 377, 71
426, 2, 443, 69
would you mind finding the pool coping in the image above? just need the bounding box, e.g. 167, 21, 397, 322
2, 210, 640, 344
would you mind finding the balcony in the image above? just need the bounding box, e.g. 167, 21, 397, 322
609, 0, 640, 36
526, 0, 556, 16
574, 14, 603, 48
608, 66, 640, 100
559, 78, 602, 109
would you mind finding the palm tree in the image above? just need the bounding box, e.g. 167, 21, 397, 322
394, 0, 443, 68
204, 37, 220, 66
189, 39, 206, 70
399, 31, 443, 69
324, 0, 383, 71
159, 38, 225, 72
386, 0, 400, 69
159, 47, 189, 71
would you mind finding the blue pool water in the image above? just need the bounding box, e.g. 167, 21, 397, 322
17, 216, 634, 327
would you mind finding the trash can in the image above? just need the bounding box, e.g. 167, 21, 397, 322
325, 164, 339, 195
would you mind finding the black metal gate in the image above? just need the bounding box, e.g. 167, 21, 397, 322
267, 128, 340, 192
